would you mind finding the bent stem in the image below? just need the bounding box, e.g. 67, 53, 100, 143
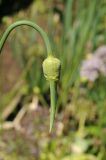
49, 81, 56, 132
0, 20, 52, 55
0, 20, 58, 132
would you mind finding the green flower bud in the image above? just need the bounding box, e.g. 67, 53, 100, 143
42, 56, 61, 81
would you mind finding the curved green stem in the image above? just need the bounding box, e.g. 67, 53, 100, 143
49, 81, 57, 132
0, 20, 52, 56
0, 20, 59, 132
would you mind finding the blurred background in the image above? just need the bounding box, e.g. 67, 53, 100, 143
0, 0, 106, 159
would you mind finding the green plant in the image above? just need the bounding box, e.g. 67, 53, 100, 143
0, 20, 61, 132
2, 0, 105, 109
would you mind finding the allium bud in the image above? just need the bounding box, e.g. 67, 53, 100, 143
42, 56, 61, 81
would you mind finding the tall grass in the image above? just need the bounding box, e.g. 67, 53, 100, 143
49, 0, 105, 107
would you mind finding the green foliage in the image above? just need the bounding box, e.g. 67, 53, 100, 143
50, 0, 105, 106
